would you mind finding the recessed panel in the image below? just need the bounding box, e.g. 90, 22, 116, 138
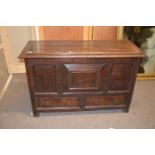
86, 95, 125, 106
70, 71, 98, 89
37, 97, 79, 108
109, 63, 132, 91
63, 64, 106, 92
33, 65, 57, 92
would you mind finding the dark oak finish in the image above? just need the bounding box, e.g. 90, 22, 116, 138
86, 95, 126, 107
63, 64, 106, 92
38, 96, 79, 108
33, 65, 57, 92
19, 40, 145, 116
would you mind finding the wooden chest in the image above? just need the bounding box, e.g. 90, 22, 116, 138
19, 40, 145, 116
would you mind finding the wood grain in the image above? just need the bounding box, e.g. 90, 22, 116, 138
19, 40, 145, 116
19, 40, 145, 59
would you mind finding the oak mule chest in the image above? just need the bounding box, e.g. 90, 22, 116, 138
19, 40, 145, 116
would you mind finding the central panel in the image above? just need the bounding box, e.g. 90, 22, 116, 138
63, 64, 106, 92
70, 71, 98, 89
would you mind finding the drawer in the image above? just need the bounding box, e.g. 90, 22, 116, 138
86, 95, 126, 107
37, 96, 80, 108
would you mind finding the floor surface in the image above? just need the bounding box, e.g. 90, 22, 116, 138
0, 74, 155, 128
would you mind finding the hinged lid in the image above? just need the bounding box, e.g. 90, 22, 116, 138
18, 40, 145, 59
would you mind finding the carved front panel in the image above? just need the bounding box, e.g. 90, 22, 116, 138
63, 64, 106, 92
33, 65, 57, 92
109, 63, 133, 91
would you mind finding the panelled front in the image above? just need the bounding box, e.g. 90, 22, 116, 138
26, 58, 137, 94
25, 58, 138, 112
20, 40, 144, 116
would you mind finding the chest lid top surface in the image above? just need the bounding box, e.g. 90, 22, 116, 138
19, 40, 145, 58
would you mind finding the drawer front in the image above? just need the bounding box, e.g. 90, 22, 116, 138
37, 96, 79, 108
63, 64, 107, 92
86, 95, 126, 108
